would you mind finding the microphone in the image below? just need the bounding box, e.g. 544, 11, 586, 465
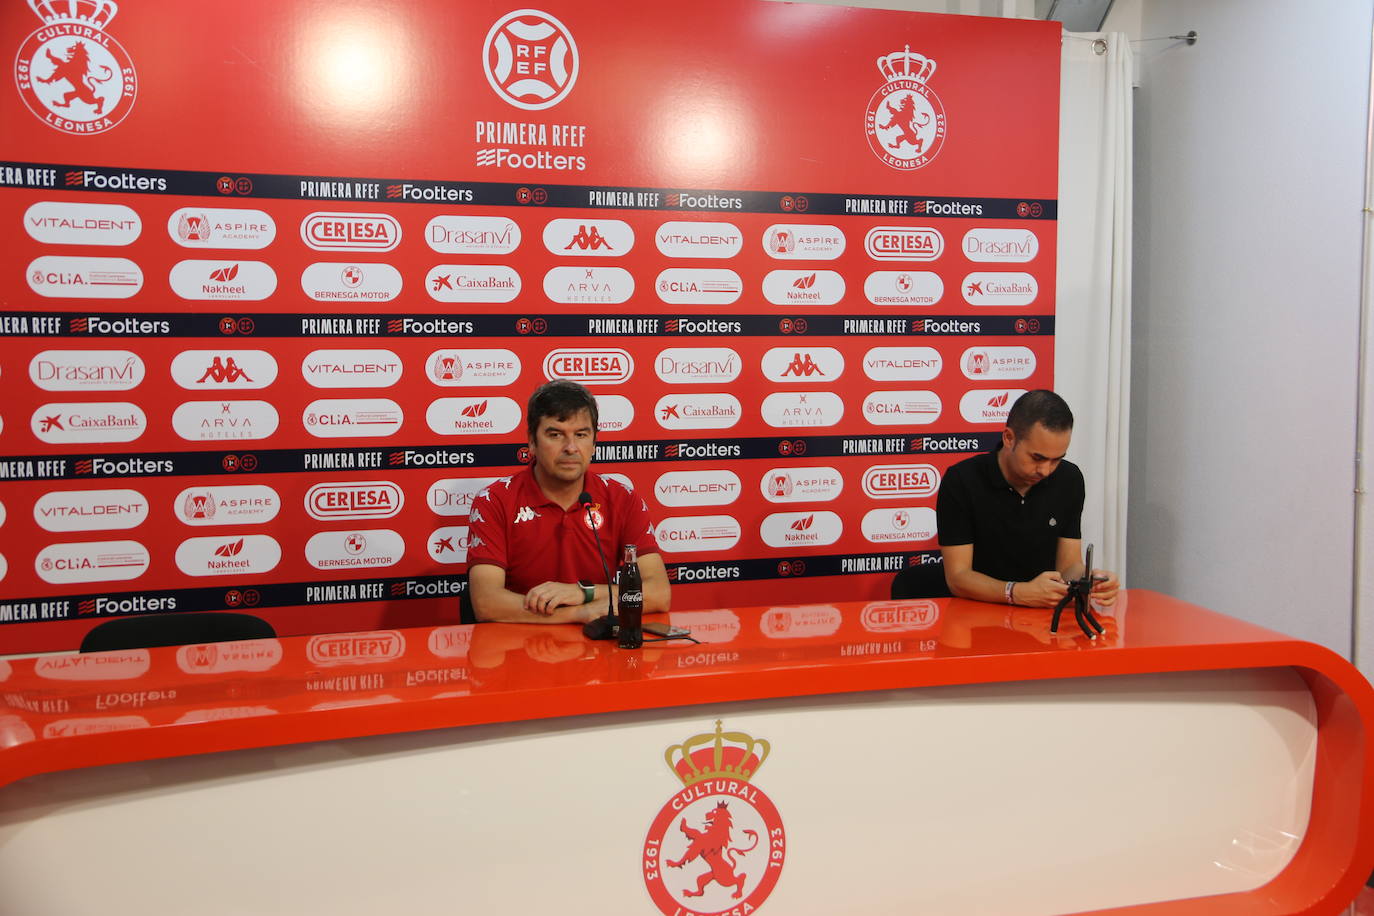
579, 491, 619, 641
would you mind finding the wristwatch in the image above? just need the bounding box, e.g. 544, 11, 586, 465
578, 581, 595, 604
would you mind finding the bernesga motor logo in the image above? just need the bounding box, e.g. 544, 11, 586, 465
865, 44, 946, 171
642, 721, 786, 915
14, 0, 137, 134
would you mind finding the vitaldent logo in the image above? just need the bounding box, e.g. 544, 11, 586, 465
543, 218, 633, 255
959, 389, 1026, 423
301, 263, 402, 302
543, 348, 634, 384
32, 402, 145, 443
425, 397, 521, 435
168, 260, 277, 301
861, 506, 937, 543
300, 212, 401, 252
862, 391, 942, 426
761, 270, 845, 306
425, 265, 520, 303
864, 226, 943, 261
962, 272, 1037, 306
762, 224, 845, 260
759, 467, 844, 503
655, 221, 742, 258
654, 268, 742, 305
27, 256, 141, 298
760, 347, 845, 383
25, 202, 140, 245
29, 350, 143, 391
426, 215, 521, 254
543, 266, 633, 303
654, 516, 741, 553
863, 270, 943, 306
33, 488, 148, 532
305, 481, 404, 521
170, 351, 278, 389
36, 540, 149, 584
303, 399, 404, 438
760, 511, 842, 548
427, 349, 521, 387
863, 347, 942, 382
760, 391, 844, 428
301, 350, 402, 389
174, 485, 281, 526
961, 346, 1036, 379
861, 464, 939, 499
427, 477, 500, 517
167, 209, 275, 249
175, 535, 281, 577
655, 348, 740, 384
655, 393, 741, 430
305, 529, 404, 570
654, 470, 741, 507
171, 400, 279, 441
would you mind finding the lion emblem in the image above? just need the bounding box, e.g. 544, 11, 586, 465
877, 92, 930, 153
37, 41, 114, 114
666, 800, 759, 899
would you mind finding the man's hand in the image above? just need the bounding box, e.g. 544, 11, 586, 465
1090, 570, 1120, 607
523, 581, 586, 616
1014, 571, 1069, 608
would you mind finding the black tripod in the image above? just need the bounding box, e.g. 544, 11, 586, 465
1049, 544, 1106, 639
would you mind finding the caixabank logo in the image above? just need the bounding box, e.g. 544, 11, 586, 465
642, 721, 785, 915
865, 45, 946, 171
14, 0, 137, 135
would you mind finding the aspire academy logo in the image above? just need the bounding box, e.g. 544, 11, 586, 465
642, 721, 785, 916
15, 0, 137, 135
483, 9, 578, 110
865, 44, 946, 170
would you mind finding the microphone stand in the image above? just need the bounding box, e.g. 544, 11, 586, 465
578, 491, 619, 641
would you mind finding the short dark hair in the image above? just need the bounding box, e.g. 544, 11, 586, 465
527, 378, 599, 440
1005, 389, 1073, 438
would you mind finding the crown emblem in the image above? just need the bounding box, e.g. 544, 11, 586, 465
877, 45, 936, 84
664, 720, 770, 786
28, 0, 118, 28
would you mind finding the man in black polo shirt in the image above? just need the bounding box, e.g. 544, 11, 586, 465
935, 390, 1119, 608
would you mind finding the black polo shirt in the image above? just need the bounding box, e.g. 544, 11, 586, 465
935, 445, 1084, 582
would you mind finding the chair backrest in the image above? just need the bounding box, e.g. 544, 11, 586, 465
890, 562, 952, 600
79, 612, 276, 653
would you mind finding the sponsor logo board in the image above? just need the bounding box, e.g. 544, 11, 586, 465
760, 511, 843, 548
760, 347, 844, 383
654, 268, 742, 305
303, 399, 405, 438
762, 224, 846, 260
305, 529, 405, 570
301, 350, 403, 389
654, 394, 741, 430
305, 481, 404, 521
26, 202, 140, 245
36, 540, 149, 583
34, 488, 148, 532
655, 515, 741, 553
172, 400, 279, 441
654, 470, 741, 507
31, 402, 145, 443
655, 221, 742, 258
654, 348, 740, 384
175, 485, 281, 526
29, 350, 144, 391
863, 346, 943, 381
863, 270, 943, 306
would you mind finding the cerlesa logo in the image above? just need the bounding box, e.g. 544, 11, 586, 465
864, 44, 946, 171
15, 0, 138, 135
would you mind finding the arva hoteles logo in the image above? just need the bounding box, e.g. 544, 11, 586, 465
865, 44, 946, 170
15, 0, 137, 135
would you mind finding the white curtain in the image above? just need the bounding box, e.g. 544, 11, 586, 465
1056, 32, 1133, 579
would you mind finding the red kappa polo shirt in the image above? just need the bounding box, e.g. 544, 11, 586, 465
466, 466, 659, 595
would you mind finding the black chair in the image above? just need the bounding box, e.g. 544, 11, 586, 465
79, 612, 275, 653
890, 562, 952, 600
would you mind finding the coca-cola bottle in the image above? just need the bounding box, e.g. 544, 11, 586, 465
616, 544, 644, 649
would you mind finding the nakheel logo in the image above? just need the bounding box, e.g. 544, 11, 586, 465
167, 208, 275, 249
176, 640, 283, 674
301, 349, 403, 389
761, 511, 843, 548
862, 463, 939, 499
32, 402, 145, 443
655, 221, 742, 258
427, 349, 521, 387
175, 534, 281, 577
861, 506, 936, 543
963, 228, 1038, 263
761, 269, 844, 306
594, 394, 635, 433
305, 481, 404, 521
543, 348, 634, 385
544, 265, 634, 303
543, 218, 633, 255
305, 529, 405, 570
761, 605, 842, 638
30, 349, 143, 391
861, 599, 941, 632
863, 270, 943, 306
960, 346, 1036, 379
642, 721, 785, 916
427, 476, 500, 517
36, 539, 149, 584
307, 631, 406, 666
864, 226, 943, 261
760, 391, 844, 428
865, 44, 946, 170
960, 389, 1026, 424
655, 268, 742, 305
426, 215, 521, 254
15, 0, 137, 134
27, 255, 141, 298
172, 400, 279, 441
762, 224, 846, 260
863, 346, 942, 382
304, 399, 404, 438
25, 202, 140, 245
759, 466, 844, 503
301, 263, 403, 302
175, 485, 281, 526
962, 272, 1038, 306
654, 470, 741, 508
761, 347, 845, 383
169, 260, 276, 301
655, 515, 742, 553
428, 525, 471, 563
426, 397, 521, 435
34, 488, 148, 532
425, 265, 520, 303
655, 348, 740, 384
300, 212, 401, 252
483, 9, 579, 110
655, 394, 741, 430
171, 351, 278, 389
862, 390, 941, 426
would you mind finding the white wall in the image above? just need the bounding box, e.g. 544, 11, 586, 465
1128, 0, 1371, 654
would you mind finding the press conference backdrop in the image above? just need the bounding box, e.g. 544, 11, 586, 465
0, 0, 1059, 649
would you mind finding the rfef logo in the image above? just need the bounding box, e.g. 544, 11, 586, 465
15, 0, 137, 135
483, 9, 579, 110
865, 45, 946, 170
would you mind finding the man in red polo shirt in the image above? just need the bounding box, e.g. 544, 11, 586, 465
466, 379, 670, 623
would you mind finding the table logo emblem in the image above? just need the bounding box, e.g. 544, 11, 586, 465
865, 44, 946, 170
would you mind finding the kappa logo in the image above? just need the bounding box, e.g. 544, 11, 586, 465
15, 0, 138, 135
483, 9, 579, 110
514, 505, 537, 523
865, 44, 946, 170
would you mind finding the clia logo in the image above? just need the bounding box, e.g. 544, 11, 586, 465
483, 9, 579, 110
15, 0, 138, 135
642, 721, 785, 916
865, 44, 946, 170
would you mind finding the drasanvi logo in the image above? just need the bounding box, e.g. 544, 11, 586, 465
31, 402, 145, 443
307, 630, 406, 666
301, 349, 403, 389
168, 260, 277, 300
861, 599, 941, 632
862, 463, 940, 499
176, 640, 283, 674
428, 525, 471, 563
425, 397, 521, 435
427, 476, 500, 517
654, 268, 742, 305
761, 269, 845, 306
760, 605, 842, 638
761, 224, 845, 260
25, 201, 140, 245
543, 218, 633, 255
305, 481, 404, 521
27, 255, 141, 298
483, 9, 579, 110
862, 390, 942, 426
960, 388, 1028, 423
543, 265, 634, 303
170, 350, 278, 389
863, 270, 943, 306
305, 528, 405, 570
14, 0, 138, 135
425, 214, 521, 254
543, 348, 634, 384
425, 264, 520, 303
760, 391, 845, 428
863, 346, 943, 382
172, 400, 279, 441
34, 650, 150, 681
300, 212, 401, 252
174, 485, 281, 526
961, 346, 1036, 379
864, 226, 943, 261
865, 45, 946, 170
34, 488, 148, 532
759, 466, 844, 503
962, 272, 1038, 306
760, 511, 843, 548
654, 393, 741, 430
760, 347, 845, 383
861, 506, 937, 543
36, 539, 149, 584
166, 208, 275, 249
654, 515, 742, 553
301, 263, 403, 302
175, 534, 281, 577
29, 349, 143, 391
655, 221, 742, 258
654, 470, 741, 507
655, 348, 740, 384
427, 349, 521, 387
963, 228, 1039, 263
303, 398, 405, 438
594, 394, 634, 432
